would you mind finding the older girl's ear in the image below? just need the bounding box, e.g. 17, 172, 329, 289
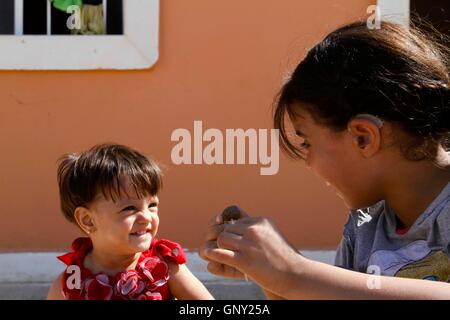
347, 118, 382, 157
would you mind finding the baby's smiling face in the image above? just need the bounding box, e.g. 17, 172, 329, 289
79, 176, 160, 255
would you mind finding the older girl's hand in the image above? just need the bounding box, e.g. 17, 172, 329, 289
199, 206, 302, 295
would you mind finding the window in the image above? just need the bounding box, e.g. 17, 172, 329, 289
0, 0, 159, 70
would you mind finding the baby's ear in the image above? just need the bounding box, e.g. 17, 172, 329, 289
74, 207, 96, 234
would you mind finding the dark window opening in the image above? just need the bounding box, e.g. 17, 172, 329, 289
24, 0, 47, 35
0, 0, 15, 34
106, 0, 123, 35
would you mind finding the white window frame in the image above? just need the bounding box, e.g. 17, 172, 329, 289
0, 0, 159, 70
377, 0, 410, 27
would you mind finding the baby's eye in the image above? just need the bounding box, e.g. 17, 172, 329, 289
148, 202, 158, 209
122, 206, 136, 212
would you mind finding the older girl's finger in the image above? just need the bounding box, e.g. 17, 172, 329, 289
217, 232, 243, 251
208, 214, 222, 227
207, 261, 246, 279
198, 240, 218, 261
222, 220, 253, 235
203, 247, 241, 270
204, 223, 224, 242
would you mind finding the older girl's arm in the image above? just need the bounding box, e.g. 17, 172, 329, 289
281, 255, 450, 300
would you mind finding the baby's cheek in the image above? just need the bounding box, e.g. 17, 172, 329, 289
152, 216, 159, 236
116, 219, 134, 235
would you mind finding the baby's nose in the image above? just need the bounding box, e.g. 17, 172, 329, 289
139, 208, 154, 222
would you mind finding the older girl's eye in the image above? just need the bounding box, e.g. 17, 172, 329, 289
300, 141, 311, 149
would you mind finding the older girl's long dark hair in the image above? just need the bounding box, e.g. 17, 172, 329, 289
274, 20, 449, 163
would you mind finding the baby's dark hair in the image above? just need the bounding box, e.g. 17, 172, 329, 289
274, 20, 449, 164
57, 144, 163, 223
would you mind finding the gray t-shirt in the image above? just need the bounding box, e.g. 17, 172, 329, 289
334, 181, 450, 282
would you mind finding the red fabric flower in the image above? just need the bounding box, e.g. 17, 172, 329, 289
138, 257, 169, 290
58, 237, 93, 266
154, 239, 187, 264
58, 237, 186, 300
138, 292, 163, 300
115, 271, 146, 298
83, 274, 113, 300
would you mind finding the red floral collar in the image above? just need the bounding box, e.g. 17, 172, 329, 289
58, 237, 186, 300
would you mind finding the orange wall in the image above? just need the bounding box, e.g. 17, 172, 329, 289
0, 0, 373, 252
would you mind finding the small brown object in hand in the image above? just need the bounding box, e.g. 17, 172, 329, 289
221, 205, 243, 224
